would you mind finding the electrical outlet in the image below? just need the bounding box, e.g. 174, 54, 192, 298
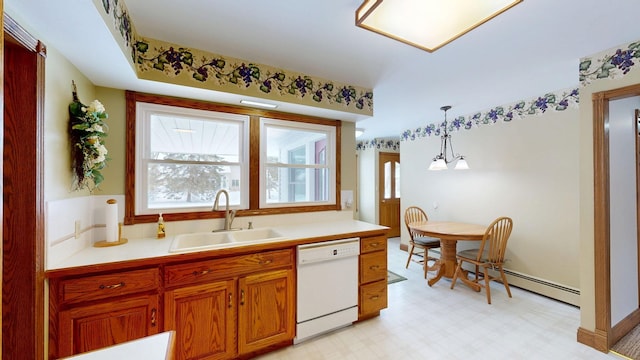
75, 220, 81, 239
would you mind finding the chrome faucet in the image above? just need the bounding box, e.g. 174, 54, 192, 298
213, 189, 236, 231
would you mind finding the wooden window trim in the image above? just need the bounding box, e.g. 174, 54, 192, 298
124, 91, 341, 224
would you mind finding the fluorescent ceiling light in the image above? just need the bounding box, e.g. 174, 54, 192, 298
240, 99, 278, 109
173, 128, 194, 133
355, 128, 365, 138
356, 0, 522, 52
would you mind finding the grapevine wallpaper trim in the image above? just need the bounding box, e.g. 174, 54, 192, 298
400, 88, 580, 142
579, 41, 640, 85
356, 138, 401, 152
95, 0, 373, 116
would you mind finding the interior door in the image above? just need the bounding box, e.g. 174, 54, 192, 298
378, 152, 400, 237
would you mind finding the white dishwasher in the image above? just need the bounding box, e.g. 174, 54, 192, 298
295, 237, 360, 344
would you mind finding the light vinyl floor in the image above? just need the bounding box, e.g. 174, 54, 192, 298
258, 237, 622, 360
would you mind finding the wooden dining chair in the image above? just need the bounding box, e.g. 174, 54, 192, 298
404, 206, 441, 278
450, 216, 513, 304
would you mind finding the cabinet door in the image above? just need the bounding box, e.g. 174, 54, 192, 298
237, 269, 295, 355
165, 280, 236, 360
58, 294, 160, 357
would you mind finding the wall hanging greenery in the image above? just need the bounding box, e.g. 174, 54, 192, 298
69, 81, 109, 192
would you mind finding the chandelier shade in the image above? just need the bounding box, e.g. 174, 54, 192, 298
429, 106, 469, 171
355, 0, 522, 52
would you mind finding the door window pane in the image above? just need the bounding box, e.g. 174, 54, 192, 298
395, 161, 401, 198
384, 161, 391, 199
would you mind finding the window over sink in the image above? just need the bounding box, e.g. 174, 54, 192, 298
125, 91, 342, 224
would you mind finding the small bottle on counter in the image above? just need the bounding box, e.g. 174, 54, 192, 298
157, 213, 166, 239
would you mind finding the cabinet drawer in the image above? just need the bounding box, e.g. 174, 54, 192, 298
60, 268, 160, 304
360, 236, 386, 254
165, 249, 293, 287
359, 251, 387, 284
359, 280, 388, 316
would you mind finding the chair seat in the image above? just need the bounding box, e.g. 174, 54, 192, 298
413, 237, 440, 248
457, 248, 488, 262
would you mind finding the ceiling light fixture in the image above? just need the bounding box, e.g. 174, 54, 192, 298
355, 0, 522, 52
172, 128, 195, 133
240, 99, 278, 109
429, 106, 469, 171
355, 128, 365, 138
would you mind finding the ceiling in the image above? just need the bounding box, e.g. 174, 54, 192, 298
6, 0, 640, 140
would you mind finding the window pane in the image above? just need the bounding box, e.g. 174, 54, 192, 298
150, 114, 240, 161
136, 102, 248, 215
395, 161, 401, 198
148, 163, 241, 209
384, 161, 391, 199
264, 167, 330, 204
265, 126, 327, 165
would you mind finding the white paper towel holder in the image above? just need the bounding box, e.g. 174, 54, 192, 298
94, 199, 128, 247
94, 223, 128, 247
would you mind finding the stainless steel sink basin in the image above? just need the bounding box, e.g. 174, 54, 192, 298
169, 228, 287, 253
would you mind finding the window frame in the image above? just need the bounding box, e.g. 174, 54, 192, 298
259, 117, 337, 208
134, 101, 250, 215
124, 91, 342, 224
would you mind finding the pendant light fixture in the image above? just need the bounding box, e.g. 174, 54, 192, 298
428, 106, 469, 170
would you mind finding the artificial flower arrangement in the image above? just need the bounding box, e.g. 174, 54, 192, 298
69, 82, 109, 192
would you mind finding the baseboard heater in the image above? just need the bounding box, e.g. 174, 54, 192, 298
427, 250, 581, 306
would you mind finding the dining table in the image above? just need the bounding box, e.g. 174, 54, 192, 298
408, 220, 487, 287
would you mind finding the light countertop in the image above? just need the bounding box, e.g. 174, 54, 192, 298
60, 331, 174, 360
47, 220, 388, 271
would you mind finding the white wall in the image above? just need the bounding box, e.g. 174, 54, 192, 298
608, 96, 640, 325
401, 107, 581, 299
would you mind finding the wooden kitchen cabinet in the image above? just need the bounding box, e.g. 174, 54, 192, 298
164, 249, 295, 359
50, 268, 161, 358
238, 268, 295, 355
358, 235, 388, 320
165, 280, 236, 360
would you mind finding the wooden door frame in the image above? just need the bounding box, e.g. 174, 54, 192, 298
591, 83, 640, 352
2, 13, 46, 359
0, 2, 4, 358
378, 152, 400, 237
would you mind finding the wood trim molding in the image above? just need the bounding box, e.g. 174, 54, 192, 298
611, 308, 640, 345
2, 13, 46, 360
592, 83, 640, 353
592, 91, 611, 350
577, 327, 596, 349
124, 91, 342, 225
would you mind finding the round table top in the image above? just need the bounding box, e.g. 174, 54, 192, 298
409, 221, 486, 240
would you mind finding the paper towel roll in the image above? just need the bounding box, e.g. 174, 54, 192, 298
105, 199, 118, 243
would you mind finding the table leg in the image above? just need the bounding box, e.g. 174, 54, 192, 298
455, 269, 482, 292
427, 239, 457, 286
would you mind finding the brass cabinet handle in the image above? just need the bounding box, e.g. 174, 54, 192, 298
240, 290, 245, 305
151, 308, 157, 327
228, 293, 233, 308
192, 269, 211, 276
370, 295, 379, 300
370, 242, 379, 247
99, 282, 124, 290
369, 265, 379, 270
259, 259, 272, 265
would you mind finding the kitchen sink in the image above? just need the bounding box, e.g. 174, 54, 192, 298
169, 228, 287, 253
169, 232, 233, 252
228, 228, 284, 243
